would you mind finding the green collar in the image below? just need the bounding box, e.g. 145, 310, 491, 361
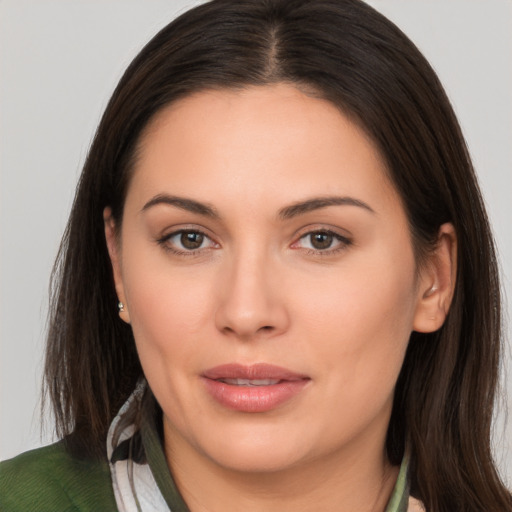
386, 452, 410, 512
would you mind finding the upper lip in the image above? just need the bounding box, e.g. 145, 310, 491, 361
202, 363, 309, 382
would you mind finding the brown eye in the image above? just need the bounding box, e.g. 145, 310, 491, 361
293, 229, 351, 253
158, 229, 217, 254
310, 232, 334, 250
180, 231, 204, 249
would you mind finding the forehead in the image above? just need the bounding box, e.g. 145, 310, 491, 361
127, 84, 400, 216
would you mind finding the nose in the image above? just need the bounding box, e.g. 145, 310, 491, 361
214, 250, 290, 340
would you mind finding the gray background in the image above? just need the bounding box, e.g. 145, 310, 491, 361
1, 0, 511, 483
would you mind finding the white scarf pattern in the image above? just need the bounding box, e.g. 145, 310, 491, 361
107, 383, 170, 512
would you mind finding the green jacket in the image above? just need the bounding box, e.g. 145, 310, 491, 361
0, 442, 117, 511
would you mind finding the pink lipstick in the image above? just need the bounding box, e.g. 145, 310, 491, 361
201, 363, 310, 413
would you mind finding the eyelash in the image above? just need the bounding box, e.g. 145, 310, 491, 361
156, 228, 352, 257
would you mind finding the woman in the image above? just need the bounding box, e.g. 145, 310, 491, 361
1, 0, 510, 510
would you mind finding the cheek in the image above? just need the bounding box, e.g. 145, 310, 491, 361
294, 248, 418, 399
121, 249, 216, 368
121, 256, 220, 427
289, 267, 416, 446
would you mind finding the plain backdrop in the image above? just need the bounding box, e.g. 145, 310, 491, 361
1, 0, 511, 484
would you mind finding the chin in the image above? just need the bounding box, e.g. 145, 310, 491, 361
206, 419, 331, 475
209, 442, 308, 474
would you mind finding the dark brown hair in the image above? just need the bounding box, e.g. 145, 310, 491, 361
44, 1, 511, 510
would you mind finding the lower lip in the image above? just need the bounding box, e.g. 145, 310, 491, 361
202, 378, 310, 413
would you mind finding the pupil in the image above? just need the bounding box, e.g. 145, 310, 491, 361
311, 232, 332, 249
181, 232, 203, 249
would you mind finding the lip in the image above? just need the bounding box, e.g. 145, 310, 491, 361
201, 363, 310, 413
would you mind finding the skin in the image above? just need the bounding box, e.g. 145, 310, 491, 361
105, 84, 456, 512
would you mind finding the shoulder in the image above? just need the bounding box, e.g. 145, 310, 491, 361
0, 442, 117, 512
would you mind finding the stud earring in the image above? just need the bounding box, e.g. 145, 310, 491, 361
118, 301, 125, 313
425, 285, 438, 297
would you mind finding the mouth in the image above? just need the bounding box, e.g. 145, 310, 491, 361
201, 363, 310, 413
217, 378, 281, 386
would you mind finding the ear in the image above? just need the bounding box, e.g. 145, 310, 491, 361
413, 223, 457, 333
104, 207, 130, 323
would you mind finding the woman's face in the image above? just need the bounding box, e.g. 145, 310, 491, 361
106, 84, 449, 474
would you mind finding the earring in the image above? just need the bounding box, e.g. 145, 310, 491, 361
425, 285, 438, 297
118, 301, 125, 313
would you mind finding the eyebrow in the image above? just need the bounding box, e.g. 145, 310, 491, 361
278, 196, 375, 219
141, 194, 220, 219
141, 193, 375, 220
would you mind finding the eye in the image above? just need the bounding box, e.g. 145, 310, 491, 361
293, 230, 351, 253
158, 229, 217, 254
176, 231, 206, 250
